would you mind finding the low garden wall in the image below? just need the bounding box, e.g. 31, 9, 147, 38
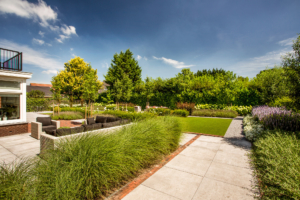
40, 123, 132, 153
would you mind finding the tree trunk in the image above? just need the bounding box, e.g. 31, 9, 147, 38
58, 102, 60, 115
81, 98, 84, 107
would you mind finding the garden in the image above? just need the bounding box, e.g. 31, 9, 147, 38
1, 35, 300, 199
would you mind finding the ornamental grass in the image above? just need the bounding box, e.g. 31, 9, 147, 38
192, 109, 238, 118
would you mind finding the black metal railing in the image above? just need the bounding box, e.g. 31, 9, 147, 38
0, 48, 22, 71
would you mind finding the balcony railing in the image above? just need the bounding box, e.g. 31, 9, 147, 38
0, 48, 22, 71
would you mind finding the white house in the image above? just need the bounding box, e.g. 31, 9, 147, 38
0, 48, 32, 136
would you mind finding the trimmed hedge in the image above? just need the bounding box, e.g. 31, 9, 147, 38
192, 109, 238, 118
101, 110, 157, 121
172, 109, 189, 117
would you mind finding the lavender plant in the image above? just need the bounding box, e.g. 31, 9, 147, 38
252, 106, 300, 132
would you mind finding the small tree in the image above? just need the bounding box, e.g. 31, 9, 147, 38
82, 70, 102, 105
143, 77, 155, 107
121, 74, 133, 111
51, 74, 63, 115
27, 90, 45, 98
111, 79, 123, 110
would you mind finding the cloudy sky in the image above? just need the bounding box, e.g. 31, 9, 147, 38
0, 0, 299, 84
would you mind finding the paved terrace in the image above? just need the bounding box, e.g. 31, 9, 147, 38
122, 116, 257, 200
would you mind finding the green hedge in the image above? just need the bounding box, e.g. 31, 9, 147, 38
192, 109, 238, 118
27, 98, 50, 112
172, 109, 189, 117
195, 104, 252, 115
51, 112, 84, 120
252, 131, 300, 199
0, 117, 182, 199
101, 110, 157, 121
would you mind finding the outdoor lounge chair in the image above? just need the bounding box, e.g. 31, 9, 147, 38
31, 117, 60, 140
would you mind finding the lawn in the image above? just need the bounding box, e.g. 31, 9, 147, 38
180, 117, 232, 136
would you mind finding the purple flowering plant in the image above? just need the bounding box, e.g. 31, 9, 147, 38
252, 105, 300, 132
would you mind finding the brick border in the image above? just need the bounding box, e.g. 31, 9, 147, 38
109, 134, 201, 200
184, 132, 225, 138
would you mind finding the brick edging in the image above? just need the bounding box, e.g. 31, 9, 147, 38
110, 134, 201, 200
184, 132, 224, 138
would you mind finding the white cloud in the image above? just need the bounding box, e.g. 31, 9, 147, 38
61, 24, 77, 36
102, 62, 109, 68
38, 31, 45, 37
0, 39, 63, 71
0, 0, 57, 27
42, 69, 58, 74
46, 43, 52, 46
55, 35, 70, 43
229, 48, 293, 77
70, 48, 73, 51
32, 38, 44, 45
144, 56, 148, 61
72, 53, 76, 57
136, 55, 142, 60
278, 37, 297, 46
153, 56, 194, 68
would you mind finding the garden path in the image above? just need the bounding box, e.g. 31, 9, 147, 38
122, 117, 258, 200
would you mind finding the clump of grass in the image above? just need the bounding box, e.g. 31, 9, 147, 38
0, 116, 182, 199
192, 109, 238, 118
51, 111, 84, 120
252, 131, 300, 199
102, 110, 157, 121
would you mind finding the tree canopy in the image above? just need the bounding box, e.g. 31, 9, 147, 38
104, 49, 142, 89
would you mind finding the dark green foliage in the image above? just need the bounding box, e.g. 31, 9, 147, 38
0, 117, 182, 199
192, 109, 238, 118
194, 68, 227, 77
51, 112, 84, 120
27, 98, 50, 111
104, 49, 142, 88
252, 131, 300, 199
27, 90, 45, 98
102, 110, 157, 121
53, 107, 86, 114
172, 109, 189, 117
146, 108, 171, 116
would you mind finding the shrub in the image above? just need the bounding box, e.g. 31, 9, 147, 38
195, 104, 252, 115
51, 112, 84, 120
27, 98, 50, 112
243, 115, 264, 141
146, 108, 171, 116
101, 110, 157, 121
172, 109, 189, 117
176, 102, 195, 115
252, 105, 300, 132
252, 131, 300, 199
192, 109, 238, 118
0, 117, 182, 199
54, 107, 86, 114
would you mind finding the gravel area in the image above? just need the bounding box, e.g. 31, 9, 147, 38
224, 116, 244, 138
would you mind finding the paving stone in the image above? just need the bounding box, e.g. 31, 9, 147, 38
192, 177, 255, 200
0, 137, 38, 148
165, 154, 211, 176
180, 146, 217, 161
213, 151, 250, 168
142, 167, 203, 200
16, 147, 40, 158
219, 143, 249, 156
0, 147, 14, 157
205, 162, 254, 189
197, 135, 224, 143
0, 153, 18, 164
190, 140, 221, 151
122, 185, 180, 200
6, 141, 40, 155
180, 133, 197, 146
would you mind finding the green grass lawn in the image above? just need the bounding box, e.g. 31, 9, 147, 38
179, 117, 232, 136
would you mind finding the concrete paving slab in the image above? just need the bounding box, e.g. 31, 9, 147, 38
16, 147, 40, 158
180, 146, 217, 161
142, 167, 203, 200
0, 153, 18, 163
6, 141, 40, 155
180, 133, 197, 146
197, 135, 224, 143
192, 177, 255, 200
223, 138, 252, 149
165, 154, 211, 176
205, 162, 254, 189
219, 143, 249, 156
0, 137, 38, 147
122, 185, 180, 200
190, 140, 221, 151
0, 134, 29, 142
213, 151, 250, 169
0, 147, 13, 157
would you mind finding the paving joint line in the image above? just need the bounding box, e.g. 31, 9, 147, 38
140, 184, 182, 200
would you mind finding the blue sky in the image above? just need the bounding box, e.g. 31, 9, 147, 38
0, 0, 299, 84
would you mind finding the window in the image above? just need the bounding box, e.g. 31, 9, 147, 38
0, 94, 20, 121
0, 80, 20, 90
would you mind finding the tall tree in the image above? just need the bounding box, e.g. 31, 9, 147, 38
120, 74, 133, 111
143, 77, 155, 107
111, 79, 123, 110
82, 70, 103, 105
104, 49, 142, 89
282, 34, 300, 110
51, 56, 101, 107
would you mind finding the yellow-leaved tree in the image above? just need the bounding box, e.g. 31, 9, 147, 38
51, 56, 102, 107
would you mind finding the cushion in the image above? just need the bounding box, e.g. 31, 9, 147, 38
45, 129, 56, 136
87, 117, 95, 125
82, 124, 94, 132
56, 128, 71, 137
96, 116, 107, 123
93, 123, 103, 129
106, 117, 118, 123
37, 117, 52, 126
103, 121, 120, 128
72, 126, 84, 134
42, 125, 56, 132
